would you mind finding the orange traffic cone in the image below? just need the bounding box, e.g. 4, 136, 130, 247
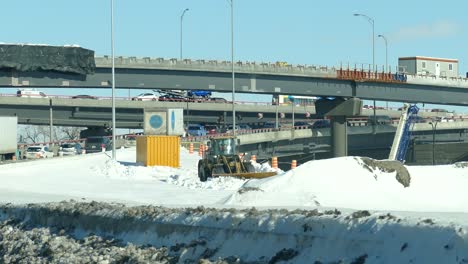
271, 156, 278, 169
291, 160, 297, 169
189, 143, 194, 154
198, 144, 203, 157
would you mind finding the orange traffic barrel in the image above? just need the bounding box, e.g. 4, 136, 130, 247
272, 156, 278, 169
291, 160, 297, 169
189, 143, 194, 154
251, 155, 257, 162
198, 144, 203, 157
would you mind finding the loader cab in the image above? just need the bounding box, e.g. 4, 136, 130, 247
209, 137, 238, 156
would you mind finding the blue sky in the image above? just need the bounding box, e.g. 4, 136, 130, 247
2, 0, 467, 110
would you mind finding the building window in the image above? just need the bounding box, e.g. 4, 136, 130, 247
449, 63, 453, 71
422, 61, 426, 69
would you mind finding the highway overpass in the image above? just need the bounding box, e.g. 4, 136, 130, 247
0, 96, 455, 128
2, 56, 468, 106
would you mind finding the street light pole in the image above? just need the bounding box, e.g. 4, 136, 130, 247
354, 13, 376, 122
110, 0, 116, 160
378, 34, 388, 72
429, 121, 439, 165
378, 34, 388, 109
180, 8, 189, 60
227, 0, 236, 137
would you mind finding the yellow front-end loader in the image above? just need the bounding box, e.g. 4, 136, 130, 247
197, 136, 277, 182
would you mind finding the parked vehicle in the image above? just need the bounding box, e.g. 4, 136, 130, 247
72, 94, 98, 100
187, 124, 207, 136
124, 136, 137, 147
131, 92, 159, 101
24, 146, 54, 159
16, 89, 47, 98
59, 143, 82, 155
85, 136, 112, 153
0, 116, 17, 161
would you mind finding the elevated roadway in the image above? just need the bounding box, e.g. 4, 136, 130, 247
0, 96, 315, 128
0, 96, 454, 128
2, 56, 468, 105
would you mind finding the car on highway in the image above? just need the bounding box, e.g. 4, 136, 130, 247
24, 145, 54, 159
72, 94, 98, 100
261, 122, 280, 129
204, 125, 219, 135
85, 136, 112, 153
131, 92, 159, 101
208, 97, 228, 103
311, 119, 331, 128
16, 89, 48, 98
159, 94, 186, 102
238, 124, 252, 130
187, 124, 207, 136
294, 121, 312, 128
367, 115, 392, 125
59, 143, 82, 155
410, 116, 427, 123
431, 108, 448, 113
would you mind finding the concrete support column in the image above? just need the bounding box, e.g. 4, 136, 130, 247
331, 116, 347, 157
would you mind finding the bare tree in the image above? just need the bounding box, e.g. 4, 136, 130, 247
22, 125, 48, 143
60, 126, 82, 140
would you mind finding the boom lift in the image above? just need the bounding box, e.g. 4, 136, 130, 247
198, 137, 277, 182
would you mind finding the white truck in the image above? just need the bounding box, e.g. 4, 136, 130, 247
0, 116, 17, 161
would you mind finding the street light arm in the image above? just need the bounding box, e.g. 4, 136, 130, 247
181, 8, 189, 19
354, 13, 374, 25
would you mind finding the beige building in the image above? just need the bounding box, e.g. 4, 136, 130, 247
398, 56, 459, 78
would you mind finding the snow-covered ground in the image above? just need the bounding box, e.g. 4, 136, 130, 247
1, 147, 468, 263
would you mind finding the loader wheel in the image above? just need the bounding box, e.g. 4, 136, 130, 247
198, 162, 211, 182
244, 162, 255, 173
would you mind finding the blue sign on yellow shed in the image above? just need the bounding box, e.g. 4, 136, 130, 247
136, 135, 180, 167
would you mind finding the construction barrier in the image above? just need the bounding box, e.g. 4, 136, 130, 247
189, 143, 194, 154
250, 155, 256, 162
291, 160, 297, 169
272, 156, 278, 169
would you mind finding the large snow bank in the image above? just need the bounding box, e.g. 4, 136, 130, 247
224, 157, 468, 212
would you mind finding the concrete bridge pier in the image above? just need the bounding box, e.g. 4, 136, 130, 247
331, 116, 347, 157
315, 97, 362, 157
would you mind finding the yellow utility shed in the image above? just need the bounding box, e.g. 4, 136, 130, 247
136, 135, 180, 167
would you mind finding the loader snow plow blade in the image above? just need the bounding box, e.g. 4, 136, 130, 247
212, 171, 277, 179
